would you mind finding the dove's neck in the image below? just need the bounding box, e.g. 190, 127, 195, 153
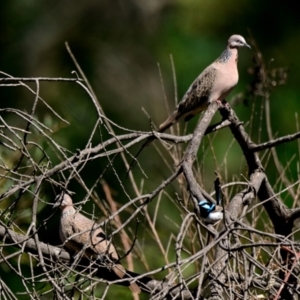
61, 207, 76, 219
216, 48, 238, 64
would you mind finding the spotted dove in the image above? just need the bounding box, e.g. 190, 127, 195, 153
128, 34, 250, 172
54, 193, 141, 293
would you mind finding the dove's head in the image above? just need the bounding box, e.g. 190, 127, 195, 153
53, 193, 73, 210
227, 34, 251, 49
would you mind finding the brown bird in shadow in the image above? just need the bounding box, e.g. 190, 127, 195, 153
54, 192, 141, 293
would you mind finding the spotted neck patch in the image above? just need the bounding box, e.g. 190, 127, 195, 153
62, 208, 76, 219
215, 49, 232, 63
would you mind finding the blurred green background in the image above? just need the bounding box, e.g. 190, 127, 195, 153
1, 0, 300, 298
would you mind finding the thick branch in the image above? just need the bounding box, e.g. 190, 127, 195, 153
182, 101, 219, 203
